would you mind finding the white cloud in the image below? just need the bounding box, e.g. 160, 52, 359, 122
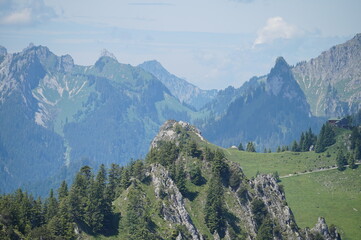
253, 17, 302, 46
2, 8, 32, 25
0, 0, 56, 26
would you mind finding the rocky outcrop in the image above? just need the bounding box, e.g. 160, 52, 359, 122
151, 120, 203, 148
150, 163, 203, 240
252, 174, 301, 239
303, 217, 341, 240
232, 174, 301, 239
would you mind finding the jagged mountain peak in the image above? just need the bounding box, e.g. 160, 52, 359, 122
275, 56, 289, 67
269, 56, 291, 76
266, 56, 301, 98
100, 48, 117, 61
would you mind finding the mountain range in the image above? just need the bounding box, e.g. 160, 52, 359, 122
0, 33, 360, 195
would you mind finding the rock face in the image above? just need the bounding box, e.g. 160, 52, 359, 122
151, 164, 203, 240
139, 60, 218, 110
293, 33, 361, 117
304, 217, 341, 240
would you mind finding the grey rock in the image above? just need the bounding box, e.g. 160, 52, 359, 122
151, 163, 203, 240
293, 33, 361, 117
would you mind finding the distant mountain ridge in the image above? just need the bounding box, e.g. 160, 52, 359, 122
292, 33, 361, 117
139, 60, 217, 110
201, 57, 322, 150
0, 45, 196, 195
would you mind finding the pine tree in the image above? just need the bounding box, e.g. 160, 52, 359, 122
251, 198, 268, 229
229, 167, 241, 190
107, 163, 122, 201
299, 132, 305, 152
204, 173, 225, 235
315, 124, 326, 153
45, 189, 58, 222
291, 140, 299, 152
190, 165, 203, 186
276, 146, 281, 153
125, 183, 155, 240
238, 143, 244, 151
188, 140, 202, 158
86, 164, 112, 233
355, 141, 361, 160
121, 168, 131, 190
68, 166, 93, 222
246, 142, 256, 152
348, 152, 356, 169
203, 147, 215, 161
58, 181, 68, 200
350, 127, 360, 150
315, 124, 335, 153
175, 162, 187, 196
336, 149, 347, 171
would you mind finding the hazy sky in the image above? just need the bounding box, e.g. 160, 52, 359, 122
0, 0, 360, 89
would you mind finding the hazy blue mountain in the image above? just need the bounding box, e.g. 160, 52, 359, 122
201, 57, 323, 151
139, 60, 218, 110
292, 33, 361, 117
0, 45, 195, 195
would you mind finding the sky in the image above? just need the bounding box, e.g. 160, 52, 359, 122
0, 0, 360, 89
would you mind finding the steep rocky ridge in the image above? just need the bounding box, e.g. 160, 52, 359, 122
122, 120, 340, 239
293, 33, 361, 117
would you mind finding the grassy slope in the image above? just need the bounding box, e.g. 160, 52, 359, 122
282, 168, 361, 240
223, 129, 361, 240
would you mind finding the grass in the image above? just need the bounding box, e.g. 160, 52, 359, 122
282, 167, 361, 240
225, 149, 338, 178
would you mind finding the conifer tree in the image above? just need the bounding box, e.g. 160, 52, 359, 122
238, 143, 244, 151
350, 127, 360, 150
86, 164, 108, 233
291, 140, 299, 152
58, 181, 68, 200
348, 152, 356, 169
175, 162, 187, 196
45, 189, 58, 222
354, 139, 361, 160
107, 163, 122, 201
204, 173, 225, 235
246, 142, 256, 152
299, 132, 305, 151
336, 149, 347, 171
125, 183, 155, 240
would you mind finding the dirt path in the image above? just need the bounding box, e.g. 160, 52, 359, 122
280, 162, 361, 179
